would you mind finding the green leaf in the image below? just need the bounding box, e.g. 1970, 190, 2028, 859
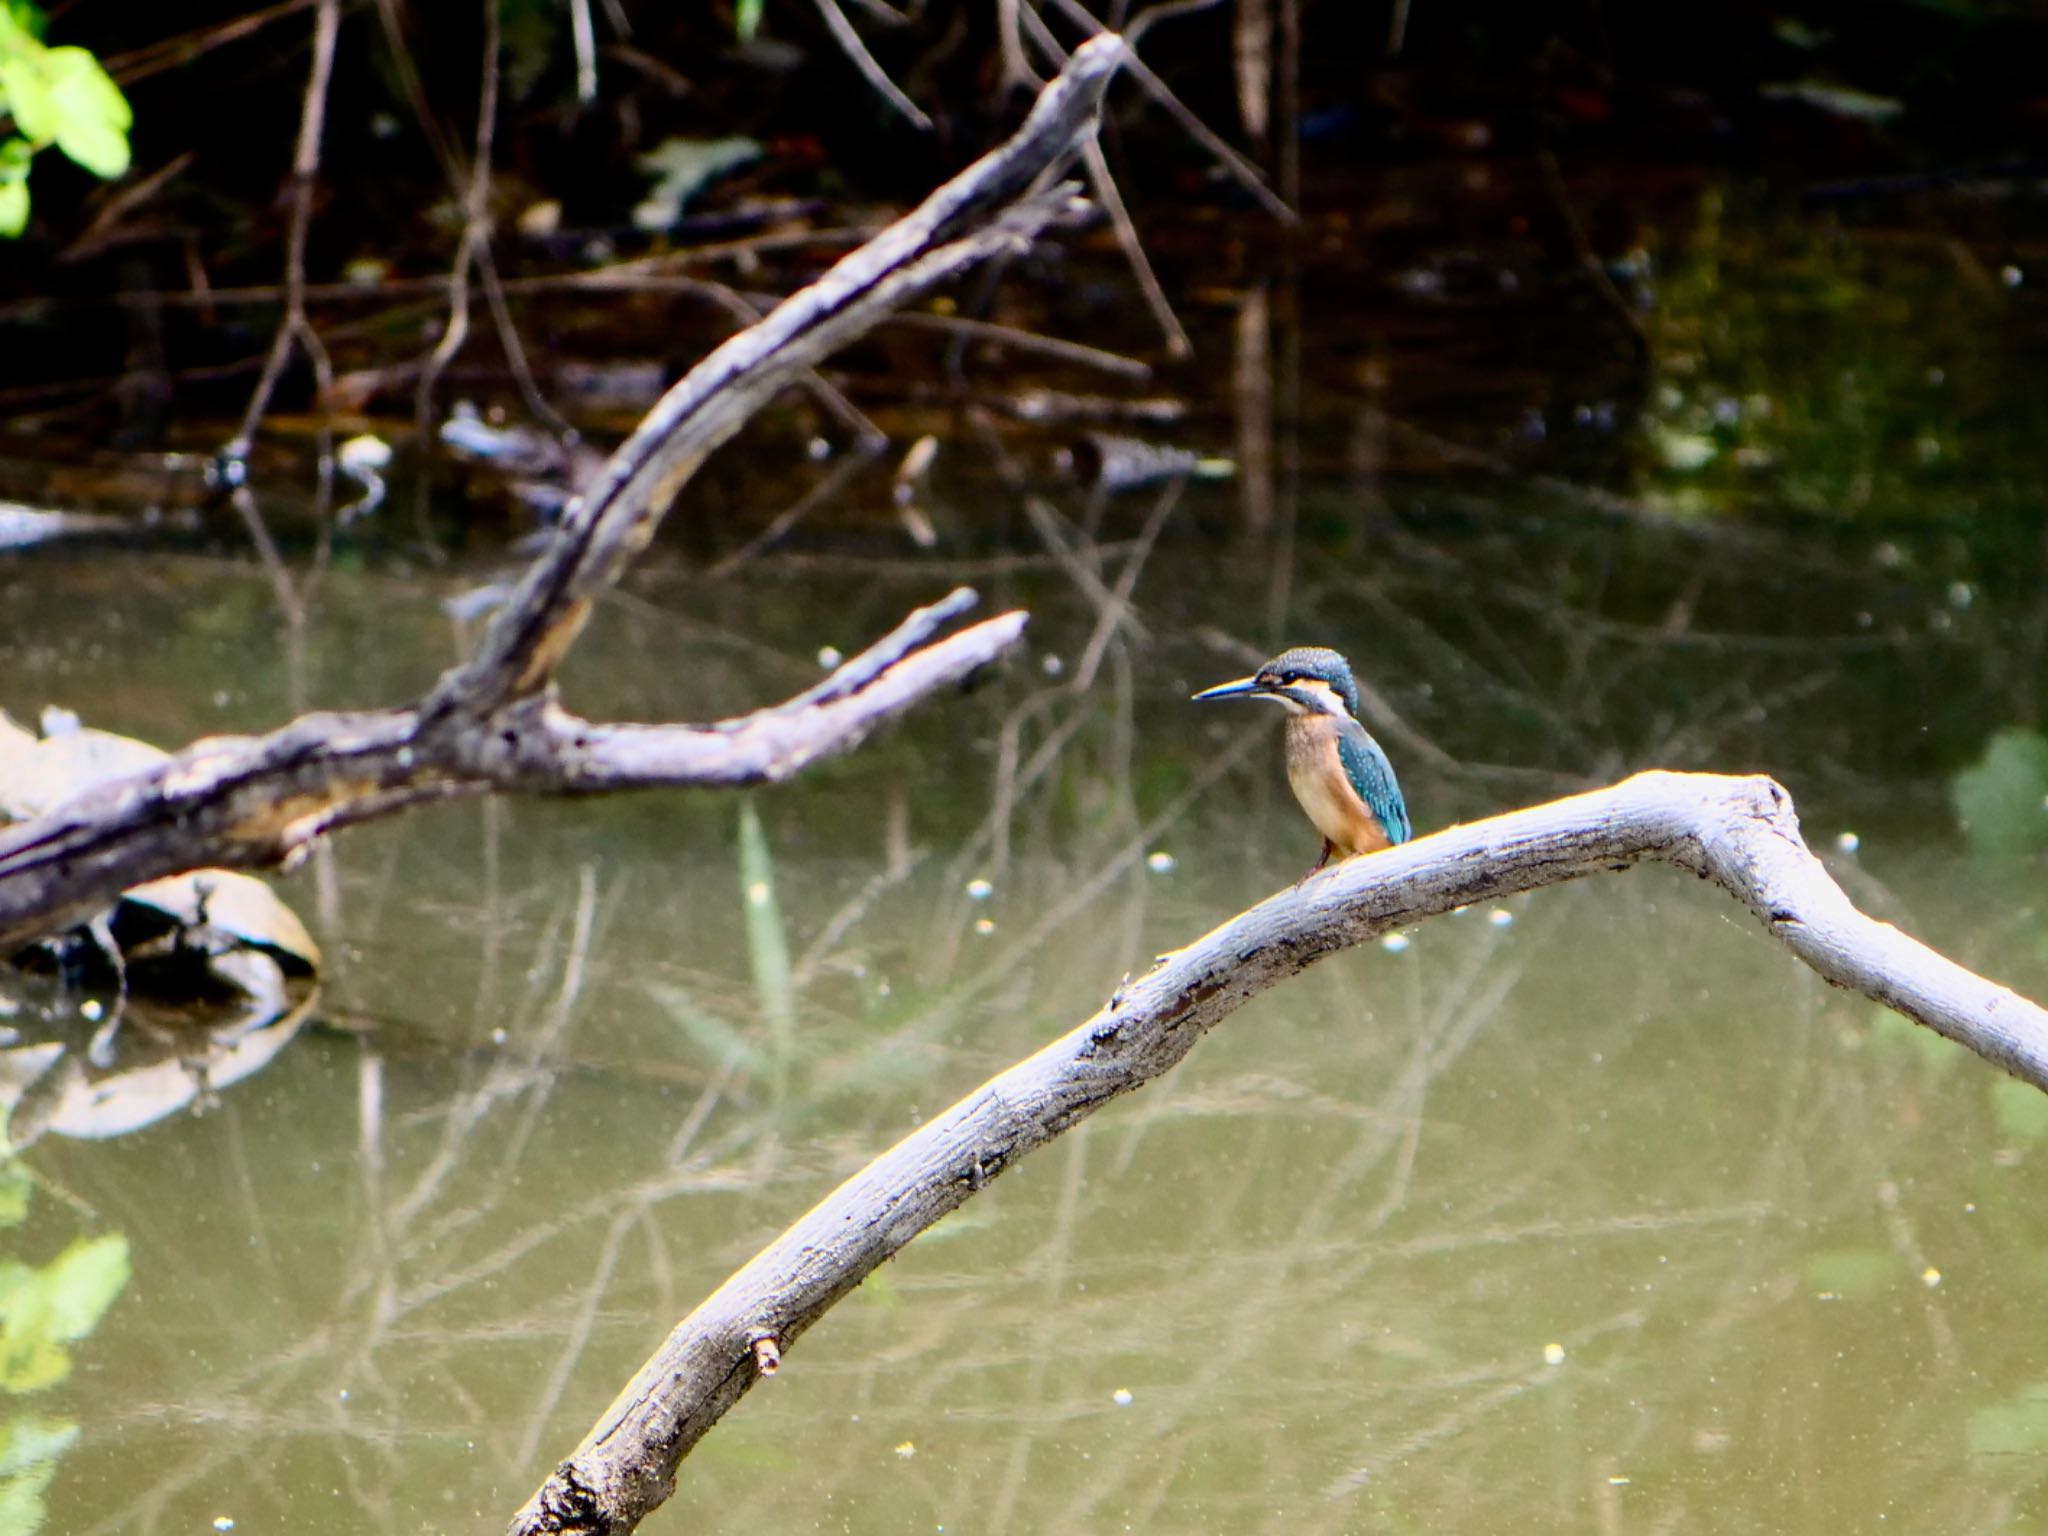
41, 47, 128, 179
0, 1235, 129, 1393
1951, 729, 2048, 859
0, 1339, 66, 1396
0, 177, 27, 237
0, 54, 56, 146
36, 1234, 128, 1342
0, 1416, 74, 1479
2, 5, 50, 44
0, 1167, 27, 1230
0, 1456, 60, 1536
735, 0, 765, 42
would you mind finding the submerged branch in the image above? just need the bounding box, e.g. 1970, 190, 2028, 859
506, 770, 2048, 1536
0, 37, 1133, 952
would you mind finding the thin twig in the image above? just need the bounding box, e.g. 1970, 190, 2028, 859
888, 310, 1153, 379
1080, 135, 1191, 357
1044, 0, 1296, 224
812, 0, 933, 131
0, 37, 1132, 952
414, 0, 509, 500
231, 0, 341, 450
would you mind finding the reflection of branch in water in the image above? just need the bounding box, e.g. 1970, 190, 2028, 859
508, 771, 2048, 1536
706, 447, 877, 579
1324, 1309, 1649, 1497
0, 37, 1132, 950
887, 312, 1154, 380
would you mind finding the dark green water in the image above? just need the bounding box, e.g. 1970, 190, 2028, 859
7, 159, 2048, 1535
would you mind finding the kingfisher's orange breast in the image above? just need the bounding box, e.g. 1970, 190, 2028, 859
1283, 716, 1392, 856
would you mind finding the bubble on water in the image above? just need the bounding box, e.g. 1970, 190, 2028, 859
818, 645, 844, 670
1145, 851, 1177, 874
974, 918, 996, 935
1836, 831, 1860, 853
1381, 932, 1410, 953
1543, 1342, 1565, 1366
1488, 908, 1514, 928
1113, 1387, 1134, 1405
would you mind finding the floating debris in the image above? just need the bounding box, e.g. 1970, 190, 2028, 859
337, 432, 391, 522
892, 435, 939, 507
1761, 80, 1905, 122
632, 136, 763, 229
1078, 432, 1234, 492
1001, 388, 1186, 425
0, 502, 137, 550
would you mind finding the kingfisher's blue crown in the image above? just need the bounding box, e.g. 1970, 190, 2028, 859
1255, 646, 1361, 718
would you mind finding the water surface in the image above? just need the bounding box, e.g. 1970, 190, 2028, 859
6, 154, 2048, 1535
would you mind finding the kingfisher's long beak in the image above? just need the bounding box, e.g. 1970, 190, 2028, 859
1191, 675, 1266, 702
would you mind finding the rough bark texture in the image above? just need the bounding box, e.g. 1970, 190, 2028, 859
0, 35, 1133, 953
508, 770, 2048, 1536
0, 593, 1024, 950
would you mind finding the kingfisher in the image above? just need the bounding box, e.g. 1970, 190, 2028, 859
1193, 646, 1411, 875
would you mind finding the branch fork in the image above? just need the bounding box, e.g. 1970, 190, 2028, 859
0, 38, 1132, 951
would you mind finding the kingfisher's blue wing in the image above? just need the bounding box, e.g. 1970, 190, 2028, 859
1336, 721, 1411, 845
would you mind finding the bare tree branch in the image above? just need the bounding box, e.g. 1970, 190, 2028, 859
0, 36, 1134, 952
506, 770, 2048, 1536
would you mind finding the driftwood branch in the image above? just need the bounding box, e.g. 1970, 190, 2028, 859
0, 36, 1134, 953
507, 770, 2048, 1536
